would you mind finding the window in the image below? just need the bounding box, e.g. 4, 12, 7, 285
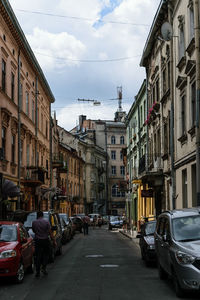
191, 81, 196, 127
156, 79, 160, 101
26, 92, 29, 116
179, 17, 185, 60
111, 184, 125, 197
26, 143, 30, 166
120, 151, 123, 160
32, 100, 35, 122
162, 68, 166, 94
46, 160, 49, 179
46, 120, 48, 138
11, 135, 15, 163
11, 72, 15, 101
181, 94, 186, 135
41, 113, 43, 133
2, 127, 6, 159
111, 166, 116, 175
189, 3, 194, 41
111, 136, 115, 144
120, 166, 125, 176
19, 83, 23, 109
182, 169, 188, 208
111, 150, 116, 160
120, 136, 124, 145
2, 59, 6, 92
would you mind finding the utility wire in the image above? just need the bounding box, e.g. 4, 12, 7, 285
34, 51, 141, 62
16, 9, 150, 27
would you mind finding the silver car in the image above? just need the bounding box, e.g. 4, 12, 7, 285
155, 208, 200, 297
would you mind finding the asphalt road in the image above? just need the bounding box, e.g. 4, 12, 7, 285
0, 226, 199, 300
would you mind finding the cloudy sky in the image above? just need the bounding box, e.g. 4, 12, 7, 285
9, 0, 160, 130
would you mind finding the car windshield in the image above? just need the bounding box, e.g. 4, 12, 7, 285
0, 224, 17, 242
172, 216, 200, 242
60, 214, 69, 223
145, 222, 156, 235
110, 216, 121, 221
24, 213, 37, 228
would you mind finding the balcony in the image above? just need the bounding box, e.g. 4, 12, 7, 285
52, 154, 68, 172
21, 166, 47, 186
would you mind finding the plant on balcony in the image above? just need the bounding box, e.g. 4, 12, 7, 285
153, 101, 160, 112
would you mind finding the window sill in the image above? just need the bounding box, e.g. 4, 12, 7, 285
178, 133, 188, 145
186, 37, 195, 57
176, 56, 186, 72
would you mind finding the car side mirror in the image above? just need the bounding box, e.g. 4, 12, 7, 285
52, 225, 57, 231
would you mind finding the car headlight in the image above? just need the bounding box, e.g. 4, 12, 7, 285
175, 251, 195, 265
0, 250, 17, 259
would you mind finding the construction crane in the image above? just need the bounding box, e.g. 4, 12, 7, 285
77, 86, 123, 110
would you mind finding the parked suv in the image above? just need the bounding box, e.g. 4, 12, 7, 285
23, 210, 62, 262
155, 208, 200, 297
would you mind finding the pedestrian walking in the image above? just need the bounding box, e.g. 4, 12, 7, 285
32, 211, 56, 277
83, 215, 90, 235
93, 215, 97, 229
97, 215, 102, 228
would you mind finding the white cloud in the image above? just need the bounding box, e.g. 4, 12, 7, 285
9, 0, 161, 129
26, 27, 86, 70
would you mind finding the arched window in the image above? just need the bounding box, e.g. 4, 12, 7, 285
120, 136, 124, 145
111, 135, 115, 144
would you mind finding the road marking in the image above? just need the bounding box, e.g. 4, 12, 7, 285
100, 264, 119, 268
85, 255, 104, 258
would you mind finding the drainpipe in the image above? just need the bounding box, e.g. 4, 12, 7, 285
194, 0, 200, 206
35, 76, 38, 168
17, 49, 21, 210
49, 112, 53, 209
168, 1, 176, 209
105, 123, 109, 214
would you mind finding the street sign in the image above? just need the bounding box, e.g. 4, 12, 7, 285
141, 189, 153, 198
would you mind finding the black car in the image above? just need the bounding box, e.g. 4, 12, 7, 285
137, 220, 157, 265
23, 210, 63, 262
70, 217, 83, 233
59, 213, 72, 244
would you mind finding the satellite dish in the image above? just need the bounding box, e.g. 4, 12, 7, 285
161, 22, 173, 41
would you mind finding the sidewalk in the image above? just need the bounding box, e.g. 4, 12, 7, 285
119, 229, 140, 248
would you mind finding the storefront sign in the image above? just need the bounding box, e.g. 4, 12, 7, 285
132, 179, 142, 184
141, 189, 153, 198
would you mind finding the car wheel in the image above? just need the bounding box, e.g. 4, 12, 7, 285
27, 256, 34, 273
15, 262, 25, 283
158, 261, 168, 280
109, 226, 112, 230
173, 271, 184, 298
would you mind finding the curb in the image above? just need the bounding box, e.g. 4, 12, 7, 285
119, 230, 140, 249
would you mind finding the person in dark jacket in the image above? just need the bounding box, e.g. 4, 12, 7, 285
32, 211, 55, 277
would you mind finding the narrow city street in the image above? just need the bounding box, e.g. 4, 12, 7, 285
0, 226, 199, 300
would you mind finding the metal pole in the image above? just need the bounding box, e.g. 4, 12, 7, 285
17, 49, 21, 210
194, 0, 200, 206
168, 2, 176, 209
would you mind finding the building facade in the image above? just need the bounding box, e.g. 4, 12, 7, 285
0, 0, 54, 217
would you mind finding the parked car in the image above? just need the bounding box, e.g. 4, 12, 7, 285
137, 220, 156, 265
59, 213, 72, 244
108, 216, 123, 230
23, 210, 63, 262
70, 217, 83, 233
69, 217, 77, 236
155, 208, 200, 297
0, 221, 34, 283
